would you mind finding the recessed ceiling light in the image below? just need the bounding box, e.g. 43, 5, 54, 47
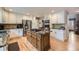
9, 9, 13, 11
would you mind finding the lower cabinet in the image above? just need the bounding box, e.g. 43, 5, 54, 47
43, 33, 50, 50
27, 31, 50, 51
27, 31, 32, 43
36, 33, 50, 51
0, 45, 7, 51
36, 38, 41, 50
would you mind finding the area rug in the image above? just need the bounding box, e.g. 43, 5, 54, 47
8, 42, 20, 51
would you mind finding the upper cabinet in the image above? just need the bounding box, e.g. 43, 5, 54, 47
0, 8, 34, 24
0, 8, 2, 23
57, 12, 65, 23
8, 12, 16, 24
50, 14, 58, 24
1, 8, 25, 24
2, 10, 24, 24
32, 17, 39, 29
50, 11, 67, 24
16, 14, 23, 24
3, 10, 9, 23
2, 10, 16, 24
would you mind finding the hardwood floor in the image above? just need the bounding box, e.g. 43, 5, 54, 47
7, 31, 79, 51
8, 37, 28, 51
50, 37, 68, 51
50, 31, 79, 51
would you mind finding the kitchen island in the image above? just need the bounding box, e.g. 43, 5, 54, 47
27, 30, 50, 51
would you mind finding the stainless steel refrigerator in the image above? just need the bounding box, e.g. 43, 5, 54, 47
22, 20, 32, 36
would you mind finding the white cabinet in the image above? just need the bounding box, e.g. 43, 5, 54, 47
2, 9, 32, 24
51, 29, 65, 41
8, 13, 16, 23
32, 18, 39, 29
3, 10, 9, 23
16, 14, 23, 24
0, 46, 7, 51
17, 29, 23, 36
9, 29, 18, 38
9, 29, 23, 38
50, 14, 58, 24
50, 11, 66, 24
50, 29, 55, 37
55, 30, 64, 41
3, 11, 23, 24
3, 11, 16, 24
0, 8, 2, 23
50, 29, 58, 38
57, 13, 65, 23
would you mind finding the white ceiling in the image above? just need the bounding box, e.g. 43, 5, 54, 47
5, 7, 79, 16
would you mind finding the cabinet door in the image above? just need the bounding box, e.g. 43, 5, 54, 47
37, 39, 41, 50
50, 29, 56, 38
54, 29, 57, 39
50, 14, 58, 24
0, 47, 6, 51
9, 13, 16, 23
32, 19, 38, 29
16, 14, 23, 24
57, 12, 65, 23
56, 30, 64, 41
43, 33, 50, 51
3, 10, 9, 23
0, 8, 2, 23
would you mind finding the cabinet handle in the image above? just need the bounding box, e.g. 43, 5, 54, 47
50, 31, 52, 32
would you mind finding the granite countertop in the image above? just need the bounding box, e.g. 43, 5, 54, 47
0, 33, 8, 46
36, 31, 50, 35
36, 31, 46, 34
0, 32, 8, 51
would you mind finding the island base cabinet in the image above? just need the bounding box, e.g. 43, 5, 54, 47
43, 33, 50, 51
36, 39, 41, 51
31, 37, 37, 48
27, 31, 50, 51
